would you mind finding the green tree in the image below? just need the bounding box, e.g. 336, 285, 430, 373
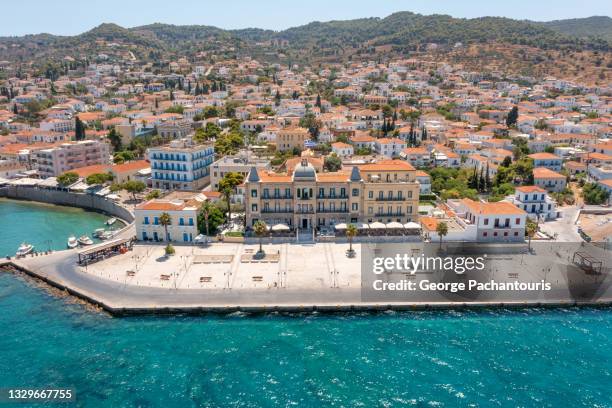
159, 212, 172, 242
75, 116, 86, 141
197, 202, 225, 236
85, 173, 113, 185
582, 183, 610, 205
57, 172, 79, 186
145, 190, 161, 200
218, 172, 245, 222
526, 218, 538, 251
346, 224, 357, 254
253, 220, 268, 254
123, 180, 146, 202
506, 106, 519, 127
436, 221, 449, 249
107, 128, 122, 152
324, 154, 342, 172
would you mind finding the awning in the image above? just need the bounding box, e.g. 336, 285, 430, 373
356, 222, 370, 230
272, 223, 290, 232
334, 223, 347, 230
404, 222, 422, 229
369, 222, 386, 229
386, 222, 404, 229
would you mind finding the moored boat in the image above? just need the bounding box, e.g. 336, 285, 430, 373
67, 236, 78, 249
16, 243, 34, 256
106, 217, 117, 226
78, 235, 94, 246
99, 230, 114, 240
93, 228, 106, 238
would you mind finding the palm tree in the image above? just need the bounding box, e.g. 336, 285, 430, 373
253, 220, 267, 254
200, 201, 213, 239
526, 218, 537, 251
346, 224, 357, 255
436, 221, 448, 249
159, 212, 172, 242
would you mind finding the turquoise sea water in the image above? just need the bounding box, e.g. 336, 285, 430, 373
0, 199, 611, 407
0, 274, 611, 407
0, 198, 111, 257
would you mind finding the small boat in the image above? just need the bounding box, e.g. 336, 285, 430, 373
93, 228, 106, 238
16, 243, 34, 257
78, 235, 94, 246
67, 236, 78, 249
106, 217, 117, 226
99, 231, 113, 240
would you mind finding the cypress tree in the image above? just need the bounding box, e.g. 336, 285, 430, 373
315, 94, 321, 108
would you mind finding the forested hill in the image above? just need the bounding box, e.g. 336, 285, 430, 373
1, 11, 611, 63
538, 16, 612, 41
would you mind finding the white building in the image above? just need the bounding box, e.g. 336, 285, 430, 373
135, 196, 203, 242
331, 142, 354, 157
34, 140, 110, 178
209, 152, 270, 191
149, 138, 215, 191
506, 186, 559, 221
446, 198, 527, 242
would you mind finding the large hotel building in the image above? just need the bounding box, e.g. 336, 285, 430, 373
245, 158, 419, 229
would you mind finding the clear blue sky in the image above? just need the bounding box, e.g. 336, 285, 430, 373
3, 0, 611, 36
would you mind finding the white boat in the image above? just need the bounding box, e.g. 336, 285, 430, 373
16, 243, 34, 256
67, 236, 78, 249
99, 231, 113, 240
78, 235, 94, 246
93, 228, 106, 238
106, 217, 117, 226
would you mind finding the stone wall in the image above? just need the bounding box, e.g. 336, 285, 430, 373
0, 186, 134, 223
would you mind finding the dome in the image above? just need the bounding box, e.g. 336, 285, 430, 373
292, 159, 317, 181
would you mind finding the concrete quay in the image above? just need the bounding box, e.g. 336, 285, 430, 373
2, 240, 611, 316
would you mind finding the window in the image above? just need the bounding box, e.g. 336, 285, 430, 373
368, 191, 373, 199
251, 204, 258, 212
494, 232, 498, 237
484, 218, 489, 226
144, 216, 149, 225
368, 207, 373, 214
179, 218, 184, 226
319, 188, 324, 198
189, 218, 194, 226
251, 189, 258, 198
352, 203, 358, 211
483, 232, 488, 237
514, 232, 519, 236
352, 188, 359, 197
515, 218, 521, 225
154, 217, 159, 225
504, 232, 508, 237
263, 188, 269, 198
340, 188, 346, 197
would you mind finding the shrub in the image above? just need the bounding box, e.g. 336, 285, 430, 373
165, 244, 175, 256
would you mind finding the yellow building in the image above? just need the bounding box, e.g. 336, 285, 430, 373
275, 127, 310, 152
245, 159, 419, 230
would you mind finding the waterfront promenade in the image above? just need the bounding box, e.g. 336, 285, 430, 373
4, 238, 611, 315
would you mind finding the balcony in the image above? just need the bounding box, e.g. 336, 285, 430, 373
262, 195, 293, 200
374, 212, 406, 217
317, 195, 349, 199
317, 208, 349, 213
261, 209, 293, 214
375, 197, 407, 202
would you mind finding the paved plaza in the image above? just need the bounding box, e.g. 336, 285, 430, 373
82, 242, 363, 291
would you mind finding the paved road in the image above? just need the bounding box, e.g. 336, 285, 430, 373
10, 241, 612, 313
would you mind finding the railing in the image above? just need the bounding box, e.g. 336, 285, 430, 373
316, 195, 349, 199
262, 195, 293, 200
374, 212, 406, 217
261, 209, 293, 214
375, 197, 407, 202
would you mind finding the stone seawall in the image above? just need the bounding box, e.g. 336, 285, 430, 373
0, 186, 134, 223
